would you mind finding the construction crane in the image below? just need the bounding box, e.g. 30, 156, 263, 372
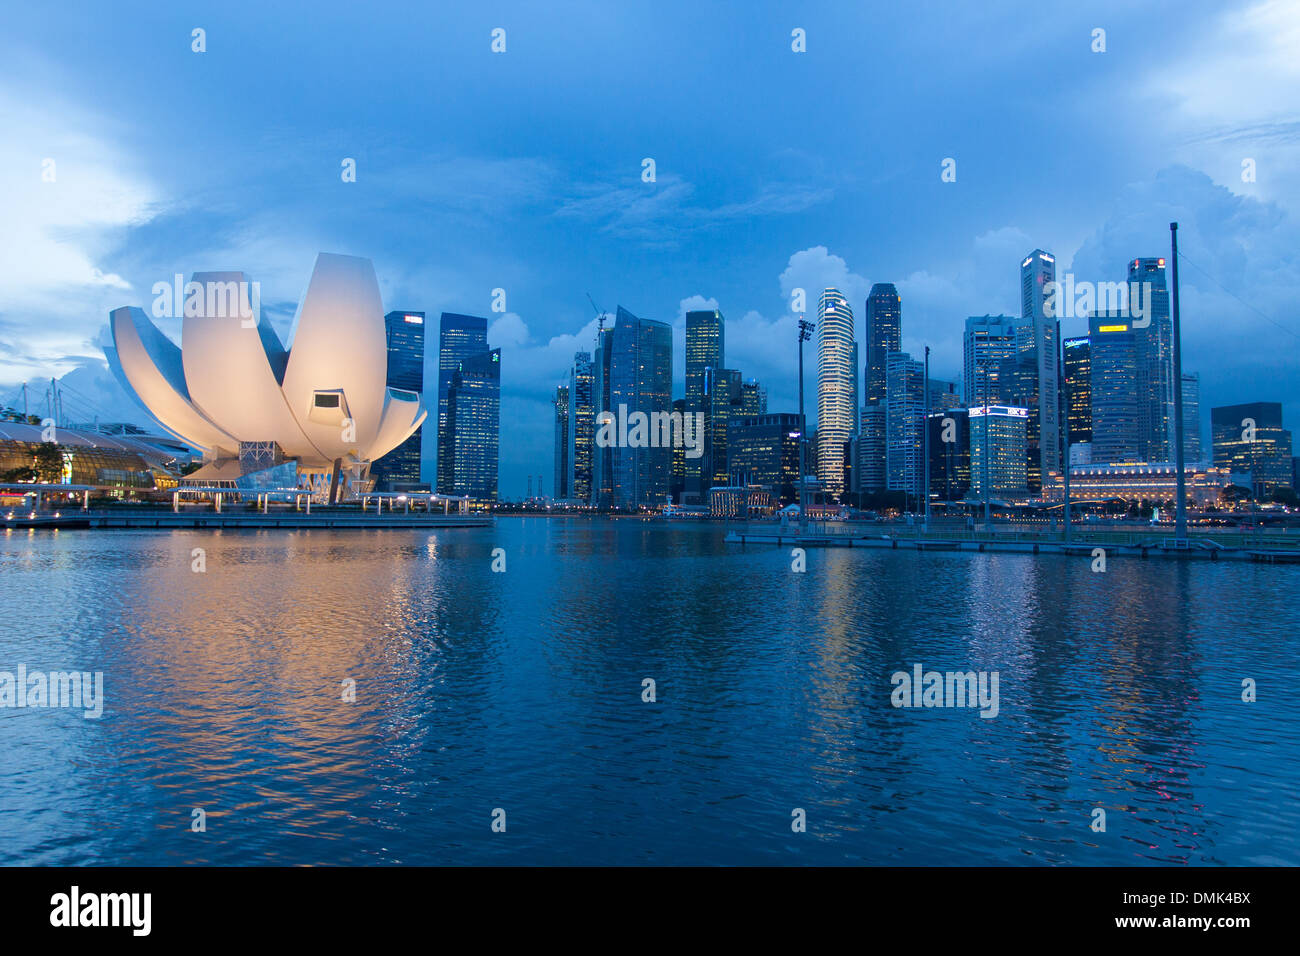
586, 293, 607, 343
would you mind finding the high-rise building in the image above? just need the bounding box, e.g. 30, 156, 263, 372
370, 310, 426, 490
670, 397, 687, 503
928, 407, 970, 502
815, 288, 856, 498
1129, 257, 1174, 462
969, 405, 1029, 499
729, 413, 801, 502
740, 379, 767, 417
685, 309, 724, 499
553, 383, 570, 499
591, 326, 615, 508
927, 379, 961, 412
443, 348, 500, 501
885, 351, 925, 502
1181, 372, 1202, 465
1062, 336, 1091, 449
436, 312, 489, 493
568, 351, 594, 501
864, 283, 902, 407
963, 316, 1018, 406
1211, 402, 1293, 493
708, 368, 744, 487
854, 405, 887, 495
1088, 310, 1141, 463
1020, 250, 1061, 484
608, 307, 673, 509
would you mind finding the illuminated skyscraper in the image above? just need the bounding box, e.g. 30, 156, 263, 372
568, 350, 594, 501
1212, 402, 1293, 493
1181, 372, 1202, 465
436, 312, 489, 493
443, 347, 500, 501
864, 283, 902, 407
1020, 249, 1061, 486
885, 351, 925, 502
1088, 311, 1141, 463
709, 368, 744, 487
685, 309, 724, 499
1063, 336, 1091, 448
370, 310, 426, 489
815, 288, 856, 497
963, 316, 1018, 406
1129, 257, 1174, 462
928, 407, 970, 502
969, 405, 1029, 499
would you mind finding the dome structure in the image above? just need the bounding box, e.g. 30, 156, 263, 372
105, 253, 426, 493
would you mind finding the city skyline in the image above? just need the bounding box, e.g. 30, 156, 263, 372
4, 2, 1300, 498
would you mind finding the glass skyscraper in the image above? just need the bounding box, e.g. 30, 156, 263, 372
1020, 250, 1061, 486
815, 288, 855, 498
685, 309, 724, 500
443, 347, 500, 501
1063, 335, 1091, 449
885, 350, 925, 501
567, 350, 594, 502
1181, 372, 1202, 465
608, 307, 672, 510
1088, 310, 1141, 463
963, 316, 1018, 406
369, 310, 426, 490
864, 283, 902, 407
1212, 401, 1293, 492
553, 383, 570, 499
1129, 257, 1174, 462
928, 407, 970, 502
729, 413, 801, 503
969, 405, 1029, 499
436, 312, 489, 494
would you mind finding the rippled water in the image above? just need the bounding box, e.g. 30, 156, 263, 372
1, 518, 1297, 865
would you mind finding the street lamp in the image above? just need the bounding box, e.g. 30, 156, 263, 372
798, 318, 815, 533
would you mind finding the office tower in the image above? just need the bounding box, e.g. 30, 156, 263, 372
608, 307, 673, 509
443, 348, 501, 501
927, 379, 961, 412
370, 310, 426, 490
864, 283, 902, 407
568, 351, 594, 501
928, 408, 970, 502
1211, 402, 1293, 492
1181, 372, 1202, 465
1063, 336, 1091, 448
436, 312, 489, 493
553, 383, 570, 499
1129, 257, 1174, 461
670, 398, 687, 502
969, 404, 1029, 498
1088, 310, 1141, 463
591, 325, 615, 508
729, 413, 802, 502
709, 368, 744, 486
1020, 249, 1061, 482
740, 379, 767, 417
885, 351, 925, 502
855, 405, 887, 494
685, 309, 724, 499
963, 316, 1018, 406
815, 288, 856, 498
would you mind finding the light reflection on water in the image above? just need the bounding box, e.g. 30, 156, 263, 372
0, 518, 1296, 865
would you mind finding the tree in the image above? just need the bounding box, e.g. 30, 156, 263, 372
0, 466, 36, 483
32, 442, 64, 483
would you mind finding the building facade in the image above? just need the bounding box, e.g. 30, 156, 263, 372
370, 310, 426, 490
436, 312, 489, 493
815, 288, 856, 498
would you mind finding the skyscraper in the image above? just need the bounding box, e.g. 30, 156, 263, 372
963, 316, 1018, 406
568, 351, 594, 501
1062, 336, 1091, 449
928, 408, 970, 502
592, 325, 615, 508
1088, 310, 1141, 463
864, 283, 902, 407
1020, 250, 1061, 485
969, 405, 1029, 499
436, 312, 489, 493
443, 348, 500, 501
728, 413, 802, 502
709, 368, 743, 487
1129, 257, 1174, 462
741, 379, 767, 417
685, 309, 724, 500
608, 307, 673, 509
553, 383, 570, 499
815, 288, 856, 498
854, 405, 887, 495
885, 350, 925, 502
1181, 372, 1202, 465
1211, 402, 1293, 492
369, 310, 426, 490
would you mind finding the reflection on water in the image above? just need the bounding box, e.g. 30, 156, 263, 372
1, 519, 1296, 865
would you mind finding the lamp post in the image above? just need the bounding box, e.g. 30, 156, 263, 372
1170, 222, 1188, 545
798, 318, 815, 533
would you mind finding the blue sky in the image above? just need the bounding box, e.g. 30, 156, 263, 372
2, 0, 1298, 496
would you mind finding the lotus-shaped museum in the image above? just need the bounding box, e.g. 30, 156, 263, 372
104, 253, 426, 496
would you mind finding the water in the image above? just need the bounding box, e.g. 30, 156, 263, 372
1, 518, 1297, 865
